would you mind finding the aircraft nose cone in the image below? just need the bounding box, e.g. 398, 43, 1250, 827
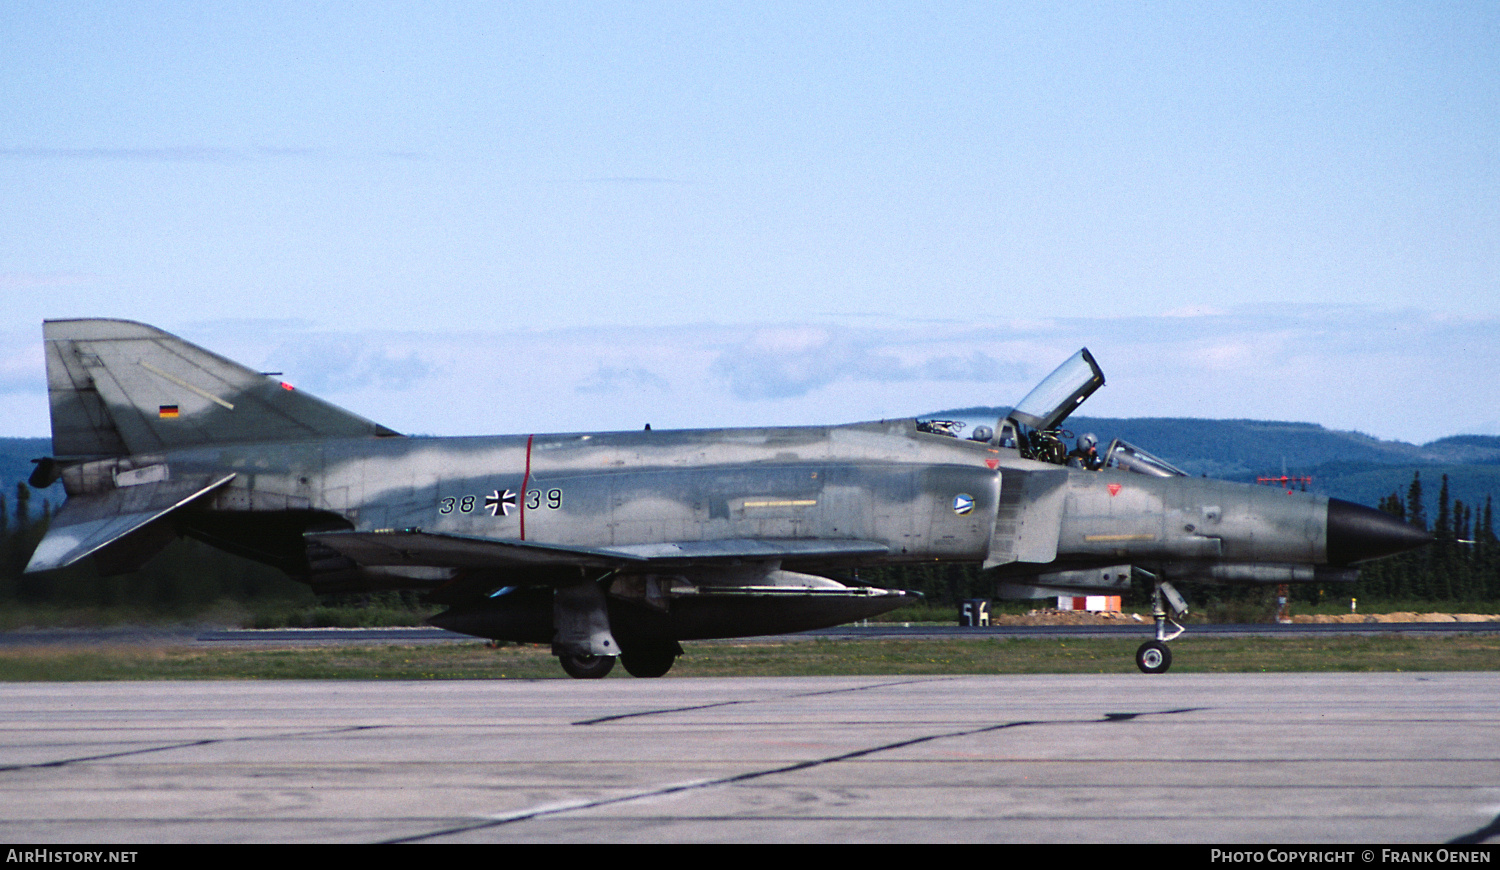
1326, 498, 1433, 566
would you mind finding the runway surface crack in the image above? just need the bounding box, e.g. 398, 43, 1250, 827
1102, 708, 1202, 722
0, 724, 384, 772
1447, 810, 1500, 844
571, 677, 952, 725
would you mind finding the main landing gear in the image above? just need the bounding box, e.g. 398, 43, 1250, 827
1136, 570, 1187, 674
556, 643, 683, 679
554, 576, 620, 679
552, 575, 686, 679
559, 652, 615, 679
619, 643, 682, 678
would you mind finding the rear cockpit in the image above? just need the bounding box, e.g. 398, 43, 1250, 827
914, 417, 995, 443
969, 347, 1109, 466
914, 348, 1105, 459
915, 348, 1188, 478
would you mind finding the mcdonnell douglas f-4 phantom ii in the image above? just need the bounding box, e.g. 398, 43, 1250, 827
25, 320, 1430, 676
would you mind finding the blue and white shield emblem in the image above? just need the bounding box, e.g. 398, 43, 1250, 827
952, 493, 975, 516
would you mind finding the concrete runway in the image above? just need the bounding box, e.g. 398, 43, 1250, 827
0, 674, 1497, 844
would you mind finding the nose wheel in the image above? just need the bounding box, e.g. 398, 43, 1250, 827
1137, 570, 1186, 674
1136, 640, 1172, 674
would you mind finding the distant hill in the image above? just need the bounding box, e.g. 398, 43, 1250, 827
4, 418, 1498, 519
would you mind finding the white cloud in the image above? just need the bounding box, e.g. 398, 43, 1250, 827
710, 326, 1027, 400
575, 365, 671, 395
266, 336, 436, 393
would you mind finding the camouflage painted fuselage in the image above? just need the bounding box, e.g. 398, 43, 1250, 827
54, 416, 1348, 587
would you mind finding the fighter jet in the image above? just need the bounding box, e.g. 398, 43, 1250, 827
25, 320, 1429, 675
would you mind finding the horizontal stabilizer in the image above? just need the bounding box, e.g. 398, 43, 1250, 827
25, 473, 236, 573
307, 530, 890, 572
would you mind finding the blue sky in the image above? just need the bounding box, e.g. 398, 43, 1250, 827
2, 3, 1496, 443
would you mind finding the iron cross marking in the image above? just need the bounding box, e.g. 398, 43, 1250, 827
485, 489, 519, 517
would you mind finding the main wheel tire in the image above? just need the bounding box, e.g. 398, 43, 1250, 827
559, 652, 615, 679
619, 648, 677, 678
1135, 640, 1172, 674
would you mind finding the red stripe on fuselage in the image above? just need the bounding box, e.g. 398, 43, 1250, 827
520, 434, 534, 540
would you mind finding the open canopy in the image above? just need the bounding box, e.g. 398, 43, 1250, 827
1007, 348, 1104, 431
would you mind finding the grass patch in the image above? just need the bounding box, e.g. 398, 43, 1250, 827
0, 634, 1496, 681
0, 642, 560, 681
247, 602, 439, 629
0, 597, 439, 631
670, 635, 1500, 676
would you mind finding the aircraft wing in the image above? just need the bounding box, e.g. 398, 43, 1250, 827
306, 530, 889, 572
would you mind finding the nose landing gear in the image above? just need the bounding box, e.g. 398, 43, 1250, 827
1137, 571, 1187, 674
1135, 640, 1172, 674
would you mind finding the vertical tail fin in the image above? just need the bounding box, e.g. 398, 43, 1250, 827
44, 319, 400, 459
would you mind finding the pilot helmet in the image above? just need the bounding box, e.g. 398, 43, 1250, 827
1079, 432, 1097, 450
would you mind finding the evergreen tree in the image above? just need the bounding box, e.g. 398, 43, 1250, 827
1406, 472, 1426, 531
1483, 497, 1497, 599
1453, 499, 1472, 600
1435, 475, 1450, 541
14, 482, 28, 535
1433, 476, 1453, 598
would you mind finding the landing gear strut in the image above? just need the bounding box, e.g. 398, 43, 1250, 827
554, 575, 621, 679
1136, 570, 1186, 674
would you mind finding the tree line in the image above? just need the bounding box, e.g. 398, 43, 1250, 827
1359, 471, 1499, 604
